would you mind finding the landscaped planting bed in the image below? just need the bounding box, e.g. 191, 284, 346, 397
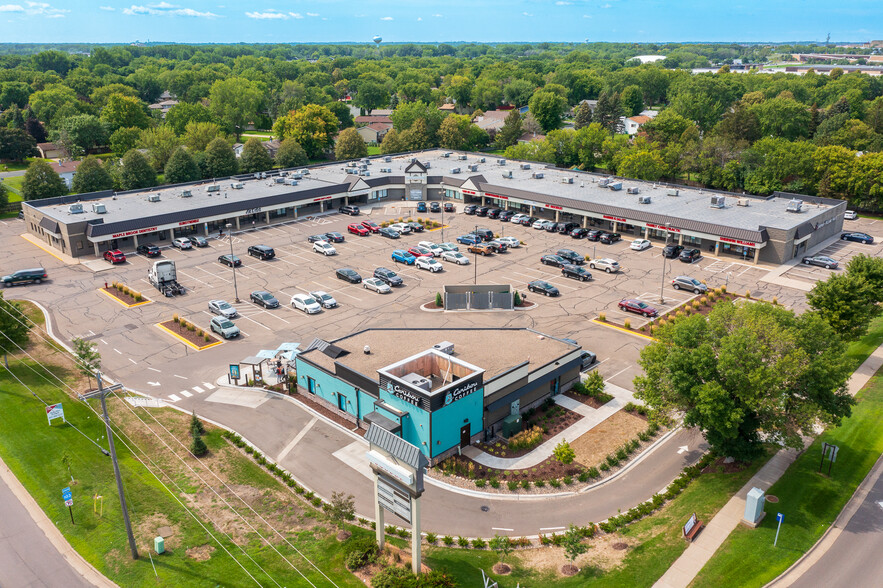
158, 315, 220, 349
101, 282, 150, 307
475, 399, 582, 459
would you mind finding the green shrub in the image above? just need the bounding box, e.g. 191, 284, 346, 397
606, 454, 620, 467
475, 479, 486, 488
508, 425, 543, 451
600, 462, 610, 471
190, 434, 207, 457
513, 290, 522, 306
442, 535, 454, 546
435, 292, 443, 307
471, 537, 487, 549
457, 536, 469, 547
587, 467, 600, 478
520, 479, 530, 489
489, 478, 500, 489
616, 447, 628, 461
425, 532, 437, 544
553, 440, 576, 464
563, 475, 573, 485
578, 471, 590, 482
549, 479, 562, 488
507, 480, 518, 491
535, 479, 545, 487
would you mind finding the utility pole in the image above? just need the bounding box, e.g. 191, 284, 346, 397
226, 223, 240, 302
660, 230, 671, 304
79, 373, 139, 560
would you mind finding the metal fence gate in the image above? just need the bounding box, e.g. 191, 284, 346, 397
443, 291, 513, 311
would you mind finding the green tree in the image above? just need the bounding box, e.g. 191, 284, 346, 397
334, 127, 368, 161
183, 121, 225, 152
807, 273, 880, 341
209, 77, 265, 140
621, 85, 644, 117
165, 102, 216, 135
379, 129, 406, 154
239, 138, 274, 173
327, 491, 356, 530
203, 138, 238, 178
273, 104, 338, 159
389, 101, 446, 138
528, 91, 568, 133
51, 114, 107, 154
617, 149, 667, 181
190, 434, 208, 457
0, 182, 7, 210
190, 411, 205, 437
0, 128, 38, 162
352, 80, 388, 114
89, 84, 139, 110
635, 301, 853, 461
32, 50, 72, 75
495, 109, 523, 149
553, 440, 576, 464
100, 94, 151, 132
437, 114, 472, 150
24, 111, 47, 143
561, 524, 588, 572
400, 118, 430, 150
138, 126, 180, 171
71, 156, 113, 194
71, 336, 101, 390
22, 160, 67, 201
752, 96, 811, 141
0, 81, 32, 110
28, 85, 80, 126
488, 534, 513, 566
324, 101, 354, 129
594, 90, 623, 134
164, 147, 201, 184
574, 102, 592, 130
503, 79, 535, 107
275, 139, 308, 168
109, 127, 141, 157
573, 123, 608, 170
0, 293, 30, 368
643, 109, 694, 146
119, 149, 157, 190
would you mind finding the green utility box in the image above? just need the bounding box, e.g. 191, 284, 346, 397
154, 536, 165, 554
501, 414, 522, 438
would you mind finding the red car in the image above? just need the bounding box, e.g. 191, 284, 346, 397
103, 250, 126, 264
361, 220, 380, 233
347, 223, 369, 236
408, 246, 433, 258
618, 299, 658, 317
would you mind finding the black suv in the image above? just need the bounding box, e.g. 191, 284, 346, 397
599, 232, 621, 244
247, 245, 275, 260
528, 280, 560, 297
136, 244, 161, 257
2, 267, 47, 286
557, 222, 580, 234
679, 248, 701, 263
556, 249, 584, 265
339, 205, 360, 216
373, 267, 403, 287
473, 228, 494, 241
562, 264, 592, 281
586, 230, 604, 241
324, 231, 345, 243
487, 208, 502, 219
463, 204, 477, 215
444, 202, 454, 212
570, 228, 589, 239
475, 206, 490, 217
430, 202, 441, 213
522, 216, 538, 226
662, 244, 684, 259
499, 210, 515, 221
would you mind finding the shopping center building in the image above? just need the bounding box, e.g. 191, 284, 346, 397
294, 328, 582, 464
22, 149, 845, 264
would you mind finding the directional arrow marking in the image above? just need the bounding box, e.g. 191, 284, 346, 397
677, 446, 689, 454
147, 381, 161, 387
876, 500, 883, 512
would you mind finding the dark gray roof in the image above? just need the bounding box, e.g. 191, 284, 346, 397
366, 424, 429, 470
39, 217, 59, 234
404, 160, 427, 173
302, 337, 347, 358
794, 221, 816, 240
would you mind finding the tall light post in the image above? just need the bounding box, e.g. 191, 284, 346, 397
473, 224, 479, 285
226, 223, 240, 303
440, 190, 445, 243
660, 228, 671, 304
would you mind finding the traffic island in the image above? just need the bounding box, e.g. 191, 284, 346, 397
156, 316, 222, 351
99, 282, 152, 308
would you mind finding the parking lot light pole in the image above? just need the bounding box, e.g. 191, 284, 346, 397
660, 229, 671, 304
226, 223, 240, 303
474, 224, 479, 284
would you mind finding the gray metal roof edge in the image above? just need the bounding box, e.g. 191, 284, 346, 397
772, 191, 846, 207
366, 424, 428, 469
24, 189, 115, 208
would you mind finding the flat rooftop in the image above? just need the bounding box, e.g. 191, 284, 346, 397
301, 328, 576, 383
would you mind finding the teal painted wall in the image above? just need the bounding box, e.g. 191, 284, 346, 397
295, 359, 361, 419
379, 389, 431, 456
430, 388, 484, 458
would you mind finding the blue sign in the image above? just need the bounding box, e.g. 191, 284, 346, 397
776, 512, 784, 523
229, 364, 240, 380
62, 487, 72, 500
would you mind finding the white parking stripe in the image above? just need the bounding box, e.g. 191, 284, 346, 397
168, 394, 181, 402
192, 386, 204, 393
203, 382, 215, 389
180, 390, 192, 397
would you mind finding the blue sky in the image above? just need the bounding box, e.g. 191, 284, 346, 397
1, 1, 881, 44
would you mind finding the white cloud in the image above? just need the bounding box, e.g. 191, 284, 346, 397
416, 16, 421, 21
149, 1, 177, 7
246, 10, 285, 19
380, 16, 393, 20
123, 3, 219, 17
432, 13, 442, 17
289, 12, 303, 18
522, 11, 533, 17
556, 1, 572, 4
306, 12, 318, 16
99, 5, 114, 10
583, 14, 592, 18
21, 1, 67, 16
0, 4, 25, 12
602, 3, 611, 7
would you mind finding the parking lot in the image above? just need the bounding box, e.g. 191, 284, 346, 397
2, 206, 881, 404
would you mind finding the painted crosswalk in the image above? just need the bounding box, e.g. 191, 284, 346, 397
180, 390, 193, 397
161, 381, 219, 402
192, 386, 204, 393
204, 382, 215, 390
168, 394, 181, 402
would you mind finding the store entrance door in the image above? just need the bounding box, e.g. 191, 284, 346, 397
460, 425, 470, 448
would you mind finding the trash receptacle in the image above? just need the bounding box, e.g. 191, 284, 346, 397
154, 536, 165, 554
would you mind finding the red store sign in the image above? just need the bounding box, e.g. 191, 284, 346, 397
178, 219, 199, 226
312, 195, 332, 202
485, 192, 508, 200
544, 204, 563, 210
646, 223, 681, 233
603, 215, 627, 223
111, 226, 158, 239
462, 190, 476, 195
720, 237, 757, 247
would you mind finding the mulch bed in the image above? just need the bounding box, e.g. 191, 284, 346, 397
563, 390, 610, 409
561, 564, 579, 576
103, 286, 149, 305
603, 292, 746, 332
159, 319, 219, 347
700, 456, 749, 474
492, 563, 512, 575
293, 392, 367, 436
475, 402, 582, 459
438, 452, 583, 484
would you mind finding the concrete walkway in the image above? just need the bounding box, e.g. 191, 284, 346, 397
464, 382, 637, 469
654, 342, 883, 588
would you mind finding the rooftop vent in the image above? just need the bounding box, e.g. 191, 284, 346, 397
520, 163, 531, 170
147, 194, 161, 202
432, 341, 455, 355
361, 158, 371, 165
497, 159, 506, 166
443, 152, 452, 158
273, 177, 286, 184
638, 195, 652, 205
230, 182, 244, 189
561, 177, 574, 184
532, 172, 544, 179
300, 169, 310, 175
786, 199, 803, 213
627, 187, 639, 194
424, 162, 431, 169
380, 167, 391, 173
383, 156, 392, 163
359, 170, 371, 177
710, 195, 726, 209
347, 161, 357, 167
502, 170, 513, 178
666, 188, 679, 197
207, 185, 220, 192
608, 181, 622, 191
291, 173, 303, 180
479, 157, 486, 163
737, 198, 750, 207
401, 373, 432, 393
598, 178, 611, 187
286, 179, 299, 186
450, 167, 461, 174
458, 154, 467, 160
467, 164, 479, 172
181, 189, 193, 197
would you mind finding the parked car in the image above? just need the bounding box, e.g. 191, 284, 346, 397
599, 232, 621, 244
210, 316, 240, 339
1, 267, 47, 287
307, 234, 327, 243
172, 237, 192, 250
570, 228, 589, 239
247, 244, 275, 260
417, 201, 427, 212
486, 239, 509, 253
456, 234, 482, 246
374, 267, 404, 286
580, 350, 597, 370
208, 299, 237, 318
347, 223, 369, 236
335, 268, 362, 283
379, 227, 401, 239
188, 235, 208, 247
844, 210, 858, 220
438, 242, 459, 252
363, 277, 392, 294
416, 257, 443, 272
324, 231, 345, 243
662, 244, 684, 259
475, 206, 490, 216
444, 202, 455, 212
586, 229, 604, 241
250, 290, 280, 308
528, 280, 560, 297
389, 222, 411, 234
557, 222, 580, 234
442, 251, 470, 265
510, 213, 528, 224
407, 222, 425, 233
841, 232, 874, 244
496, 236, 521, 248
543, 221, 559, 232
540, 254, 567, 267
532, 219, 546, 230
802, 255, 839, 269
339, 204, 360, 216
309, 291, 338, 309
562, 264, 592, 281
291, 293, 322, 314
630, 239, 651, 251
361, 220, 380, 233
618, 299, 658, 317
679, 248, 701, 263
408, 245, 433, 258
469, 243, 494, 256
499, 210, 515, 221
671, 276, 708, 294
473, 228, 494, 241
418, 241, 443, 256
556, 249, 584, 265
218, 254, 241, 267
463, 204, 477, 215
430, 202, 441, 213
391, 250, 417, 265
588, 258, 620, 273
522, 216, 538, 226
313, 240, 337, 255
487, 208, 502, 219
104, 250, 126, 264
136, 244, 161, 257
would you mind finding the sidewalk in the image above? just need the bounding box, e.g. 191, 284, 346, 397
654, 342, 883, 588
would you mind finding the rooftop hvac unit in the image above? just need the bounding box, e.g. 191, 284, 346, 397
627, 187, 639, 194
710, 195, 726, 208
450, 167, 461, 174
608, 181, 622, 191
443, 152, 452, 158
345, 168, 356, 175
207, 185, 220, 192
479, 157, 486, 163
409, 157, 417, 163
291, 173, 303, 180
260, 172, 266, 179
300, 169, 310, 175
561, 177, 574, 184
532, 172, 544, 179
424, 162, 431, 168
280, 171, 289, 176
432, 341, 455, 355
273, 177, 285, 184
497, 159, 506, 165
147, 194, 161, 202
230, 182, 244, 189
383, 156, 392, 163
786, 199, 803, 213
286, 179, 299, 186
520, 163, 531, 170
68, 203, 84, 214
458, 154, 467, 160
361, 158, 371, 164
598, 178, 611, 187
358, 163, 368, 170
737, 198, 750, 207
401, 373, 432, 393
666, 188, 679, 197
502, 170, 513, 178
347, 161, 357, 167
180, 189, 193, 197
468, 164, 479, 172
91, 202, 107, 213
638, 195, 652, 205
380, 167, 391, 173
359, 170, 371, 176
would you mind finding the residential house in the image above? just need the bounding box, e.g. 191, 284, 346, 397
357, 122, 392, 145
54, 160, 82, 188
473, 110, 513, 133
233, 139, 282, 159
354, 114, 393, 126
572, 99, 598, 116
622, 115, 652, 136
438, 103, 457, 113
517, 132, 545, 144
36, 142, 68, 160
148, 99, 178, 118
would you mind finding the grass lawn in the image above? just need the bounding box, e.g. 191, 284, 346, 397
844, 315, 883, 368
4, 174, 24, 201
367, 145, 382, 156
691, 369, 883, 587
426, 455, 768, 587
